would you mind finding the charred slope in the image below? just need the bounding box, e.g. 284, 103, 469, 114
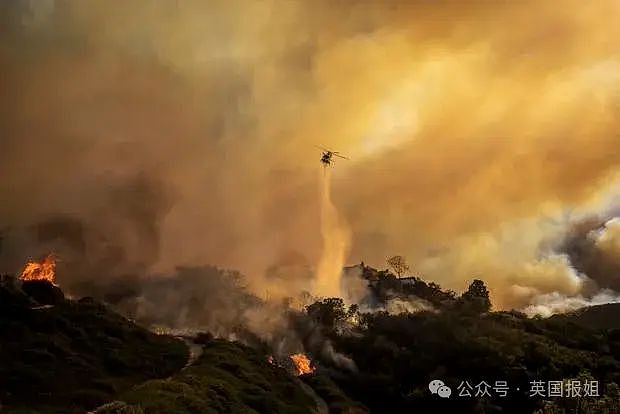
0, 279, 188, 414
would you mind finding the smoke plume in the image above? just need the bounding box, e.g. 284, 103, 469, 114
1, 1, 620, 312
314, 168, 351, 298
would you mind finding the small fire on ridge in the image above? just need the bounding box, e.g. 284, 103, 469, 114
20, 254, 57, 285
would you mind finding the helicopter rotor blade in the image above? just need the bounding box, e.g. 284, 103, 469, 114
334, 154, 349, 159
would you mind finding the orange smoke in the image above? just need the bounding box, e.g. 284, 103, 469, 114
290, 353, 316, 376
20, 254, 57, 285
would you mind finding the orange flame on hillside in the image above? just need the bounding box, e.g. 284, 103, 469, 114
290, 353, 316, 376
20, 254, 57, 285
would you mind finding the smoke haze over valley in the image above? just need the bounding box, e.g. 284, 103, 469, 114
2, 0, 620, 315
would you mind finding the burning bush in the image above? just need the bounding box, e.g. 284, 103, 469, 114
16, 254, 64, 305
19, 254, 57, 285
290, 353, 316, 376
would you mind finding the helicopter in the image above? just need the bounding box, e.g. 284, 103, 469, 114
316, 146, 349, 166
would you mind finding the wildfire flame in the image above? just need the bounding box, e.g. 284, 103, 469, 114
290, 353, 316, 376
20, 254, 57, 285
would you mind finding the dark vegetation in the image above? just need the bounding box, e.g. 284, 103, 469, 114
300, 374, 368, 414
0, 277, 188, 414
301, 270, 620, 413
355, 265, 458, 309
103, 339, 321, 414
551, 302, 620, 330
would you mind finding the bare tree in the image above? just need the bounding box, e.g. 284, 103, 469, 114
387, 255, 410, 279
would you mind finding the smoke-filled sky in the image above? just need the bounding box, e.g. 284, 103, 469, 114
2, 0, 620, 310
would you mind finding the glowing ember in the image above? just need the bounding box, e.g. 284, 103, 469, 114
20, 254, 57, 285
290, 353, 316, 376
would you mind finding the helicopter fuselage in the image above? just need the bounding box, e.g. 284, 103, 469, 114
317, 147, 347, 166
321, 151, 333, 166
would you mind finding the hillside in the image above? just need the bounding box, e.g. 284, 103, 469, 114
551, 302, 620, 330
3, 267, 620, 414
0, 278, 188, 414
321, 309, 620, 413
97, 339, 322, 414
300, 270, 620, 414
0, 277, 358, 414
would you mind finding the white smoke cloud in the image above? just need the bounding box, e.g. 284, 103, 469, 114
522, 289, 620, 318
592, 217, 620, 256
384, 296, 436, 315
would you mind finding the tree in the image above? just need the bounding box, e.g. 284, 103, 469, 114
306, 298, 347, 330
346, 304, 359, 320
386, 256, 410, 279
460, 279, 492, 313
